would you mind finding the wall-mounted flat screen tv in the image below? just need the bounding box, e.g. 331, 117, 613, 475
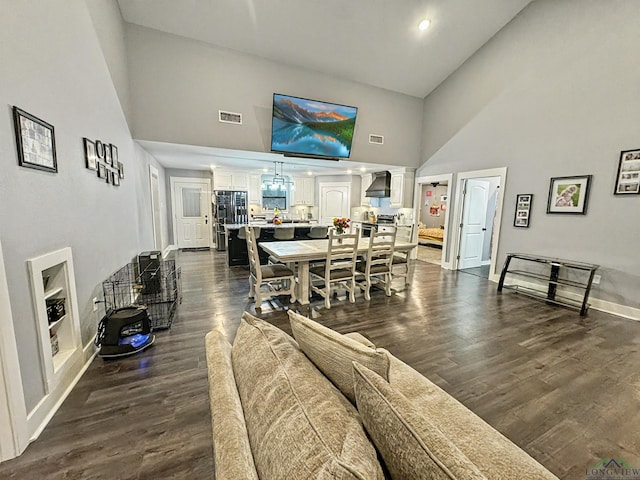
271, 93, 358, 159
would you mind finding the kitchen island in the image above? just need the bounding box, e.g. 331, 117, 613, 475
224, 222, 327, 266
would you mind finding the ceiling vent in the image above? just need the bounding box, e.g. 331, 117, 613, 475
218, 110, 242, 125
369, 134, 384, 145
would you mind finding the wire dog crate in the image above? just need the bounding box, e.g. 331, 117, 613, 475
102, 260, 182, 330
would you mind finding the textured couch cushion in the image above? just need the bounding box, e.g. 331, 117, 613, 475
231, 312, 384, 480
204, 330, 258, 480
385, 354, 559, 480
288, 310, 389, 403
353, 362, 488, 480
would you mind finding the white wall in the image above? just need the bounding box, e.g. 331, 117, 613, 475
418, 0, 640, 310
419, 184, 448, 227
0, 0, 163, 415
85, 0, 132, 128
125, 24, 424, 168
134, 144, 169, 252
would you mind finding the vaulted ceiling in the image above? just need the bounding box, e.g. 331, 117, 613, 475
117, 0, 532, 99
116, 1, 533, 172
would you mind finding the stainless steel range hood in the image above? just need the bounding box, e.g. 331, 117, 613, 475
365, 171, 391, 198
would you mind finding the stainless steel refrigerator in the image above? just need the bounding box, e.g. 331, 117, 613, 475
213, 191, 248, 250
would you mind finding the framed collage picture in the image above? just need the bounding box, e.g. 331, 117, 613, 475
514, 194, 533, 227
13, 106, 57, 173
614, 148, 640, 195
88, 138, 123, 187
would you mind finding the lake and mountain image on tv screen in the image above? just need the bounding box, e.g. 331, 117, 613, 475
271, 94, 357, 158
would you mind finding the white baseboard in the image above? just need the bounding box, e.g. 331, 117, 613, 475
27, 346, 98, 442
162, 245, 177, 258
488, 276, 640, 321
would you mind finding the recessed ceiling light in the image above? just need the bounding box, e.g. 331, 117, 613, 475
262, 167, 268, 172
359, 166, 367, 172
347, 169, 353, 174
307, 171, 313, 176
210, 164, 216, 170
418, 19, 431, 31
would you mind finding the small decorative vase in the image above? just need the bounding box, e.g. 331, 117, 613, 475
335, 227, 344, 235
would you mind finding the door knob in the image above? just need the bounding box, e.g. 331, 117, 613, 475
481, 227, 487, 231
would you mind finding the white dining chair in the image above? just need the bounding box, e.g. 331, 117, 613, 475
307, 226, 328, 239
356, 228, 396, 300
392, 224, 414, 285
245, 226, 296, 308
309, 228, 359, 309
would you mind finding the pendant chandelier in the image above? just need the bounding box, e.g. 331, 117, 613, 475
263, 161, 294, 190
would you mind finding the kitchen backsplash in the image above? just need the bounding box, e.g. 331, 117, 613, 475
351, 200, 414, 225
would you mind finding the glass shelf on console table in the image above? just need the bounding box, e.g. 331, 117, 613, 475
497, 253, 599, 316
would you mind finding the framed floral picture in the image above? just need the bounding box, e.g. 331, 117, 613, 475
546, 175, 592, 214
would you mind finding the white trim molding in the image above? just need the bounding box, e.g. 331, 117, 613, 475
27, 349, 97, 442
451, 167, 507, 276
414, 173, 454, 269
169, 177, 214, 249
491, 276, 640, 321
149, 165, 165, 252
0, 239, 28, 461
162, 245, 177, 259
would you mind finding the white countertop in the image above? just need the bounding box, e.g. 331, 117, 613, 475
224, 222, 325, 229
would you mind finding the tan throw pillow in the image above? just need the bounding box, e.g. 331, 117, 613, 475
232, 312, 384, 480
353, 362, 488, 480
288, 310, 389, 403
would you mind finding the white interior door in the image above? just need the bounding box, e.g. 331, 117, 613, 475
173, 179, 210, 248
319, 183, 350, 225
459, 179, 490, 269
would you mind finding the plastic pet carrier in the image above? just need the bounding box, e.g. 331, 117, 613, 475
96, 306, 155, 358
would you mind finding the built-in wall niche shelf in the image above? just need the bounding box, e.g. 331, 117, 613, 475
47, 315, 66, 331
44, 287, 63, 300
28, 247, 82, 392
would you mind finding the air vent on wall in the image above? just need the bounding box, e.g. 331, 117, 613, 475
218, 110, 242, 125
369, 134, 384, 145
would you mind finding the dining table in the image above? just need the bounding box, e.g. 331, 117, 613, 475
259, 237, 417, 305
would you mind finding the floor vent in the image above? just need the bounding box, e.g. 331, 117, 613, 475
218, 110, 242, 125
369, 134, 384, 145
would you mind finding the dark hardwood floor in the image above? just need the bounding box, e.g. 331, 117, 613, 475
1, 249, 638, 479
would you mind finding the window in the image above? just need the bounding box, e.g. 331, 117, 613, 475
261, 175, 290, 210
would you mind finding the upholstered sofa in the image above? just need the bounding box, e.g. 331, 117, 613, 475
205, 311, 559, 480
